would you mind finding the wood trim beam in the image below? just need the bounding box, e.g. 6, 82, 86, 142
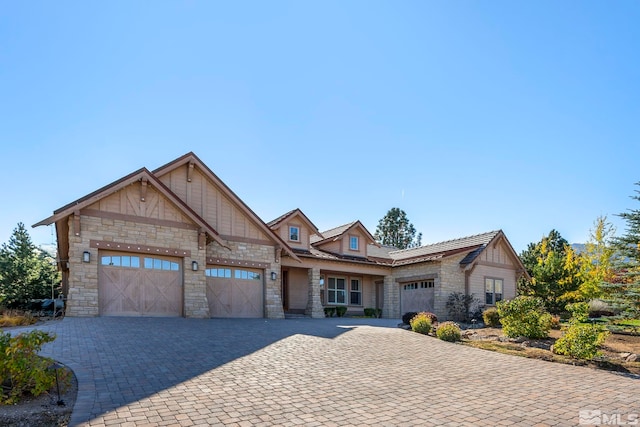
90, 240, 192, 257
475, 260, 517, 270
81, 209, 199, 231
206, 257, 269, 269
219, 235, 273, 246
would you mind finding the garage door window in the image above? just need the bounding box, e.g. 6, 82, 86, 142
206, 268, 232, 278
234, 269, 261, 280
144, 257, 180, 271
101, 255, 140, 268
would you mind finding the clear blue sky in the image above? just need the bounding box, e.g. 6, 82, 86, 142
1, 1, 639, 254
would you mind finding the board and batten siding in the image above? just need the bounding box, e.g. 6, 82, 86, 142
158, 167, 269, 241
89, 184, 191, 224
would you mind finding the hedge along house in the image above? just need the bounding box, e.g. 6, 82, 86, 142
34, 152, 527, 320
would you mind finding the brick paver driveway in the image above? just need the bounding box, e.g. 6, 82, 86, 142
16, 317, 640, 426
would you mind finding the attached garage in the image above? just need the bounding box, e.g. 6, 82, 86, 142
99, 252, 183, 317
206, 266, 264, 318
400, 279, 435, 314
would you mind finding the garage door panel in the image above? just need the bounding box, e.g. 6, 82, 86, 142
100, 268, 142, 316
142, 270, 182, 317
207, 282, 232, 317
401, 284, 435, 314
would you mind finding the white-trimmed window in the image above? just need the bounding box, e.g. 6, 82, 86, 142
350, 279, 362, 305
289, 226, 300, 242
349, 235, 359, 251
485, 278, 503, 305
328, 277, 346, 304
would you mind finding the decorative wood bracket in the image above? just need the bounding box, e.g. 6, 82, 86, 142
140, 178, 148, 202
187, 160, 194, 182
73, 210, 81, 236
198, 231, 206, 250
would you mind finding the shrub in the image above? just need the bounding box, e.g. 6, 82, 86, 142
446, 292, 481, 323
402, 312, 418, 325
418, 312, 438, 324
553, 324, 609, 359
364, 308, 382, 318
335, 306, 347, 317
566, 302, 590, 323
496, 296, 552, 339
482, 307, 500, 327
0, 310, 37, 328
436, 321, 461, 342
324, 307, 336, 317
409, 313, 432, 335
0, 329, 62, 404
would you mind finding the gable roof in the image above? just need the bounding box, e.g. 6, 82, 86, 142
268, 208, 320, 234
153, 152, 300, 261
377, 230, 503, 266
311, 220, 377, 246
33, 167, 229, 249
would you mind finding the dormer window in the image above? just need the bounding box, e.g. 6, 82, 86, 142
349, 235, 359, 251
289, 226, 300, 242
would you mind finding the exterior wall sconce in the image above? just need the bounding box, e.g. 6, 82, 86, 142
270, 271, 277, 281
82, 251, 91, 263
192, 261, 198, 271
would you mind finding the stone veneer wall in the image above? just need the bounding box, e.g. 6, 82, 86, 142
207, 240, 284, 319
66, 215, 204, 317
436, 255, 468, 320
392, 256, 468, 321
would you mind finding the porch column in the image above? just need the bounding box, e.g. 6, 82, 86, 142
305, 267, 324, 318
264, 263, 284, 319
382, 275, 400, 319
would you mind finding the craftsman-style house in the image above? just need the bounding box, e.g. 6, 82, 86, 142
34, 152, 526, 320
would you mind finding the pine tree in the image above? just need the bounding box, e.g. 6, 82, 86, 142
0, 223, 59, 308
374, 208, 422, 249
517, 229, 580, 313
605, 182, 640, 315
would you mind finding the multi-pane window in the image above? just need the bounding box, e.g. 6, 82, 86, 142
350, 279, 362, 305
328, 277, 346, 304
144, 257, 180, 271
205, 268, 232, 278
349, 236, 359, 250
485, 278, 503, 305
403, 280, 434, 290
101, 255, 178, 271
289, 226, 300, 242
101, 255, 140, 268
234, 269, 261, 280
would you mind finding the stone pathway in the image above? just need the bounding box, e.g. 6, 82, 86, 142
12, 317, 640, 426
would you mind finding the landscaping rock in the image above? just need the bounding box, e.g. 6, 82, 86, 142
620, 352, 632, 359
626, 353, 638, 363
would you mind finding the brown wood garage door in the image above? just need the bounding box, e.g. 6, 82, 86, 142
206, 266, 263, 318
99, 252, 183, 317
